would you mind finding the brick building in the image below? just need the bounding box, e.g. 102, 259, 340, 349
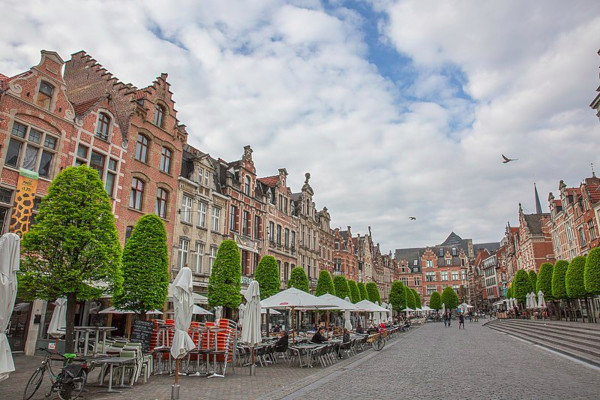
547, 176, 600, 261
332, 226, 358, 282
355, 230, 375, 284
258, 168, 298, 285
317, 207, 334, 277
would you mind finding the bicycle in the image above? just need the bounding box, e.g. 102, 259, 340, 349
23, 348, 88, 400
368, 329, 387, 351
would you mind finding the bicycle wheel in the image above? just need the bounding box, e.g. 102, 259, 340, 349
23, 367, 44, 400
57, 370, 87, 400
373, 337, 385, 351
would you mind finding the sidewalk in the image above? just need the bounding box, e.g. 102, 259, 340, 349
1, 331, 412, 400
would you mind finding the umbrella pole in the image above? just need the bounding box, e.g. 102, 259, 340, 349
171, 358, 180, 400
250, 346, 256, 376
292, 307, 296, 344
326, 311, 329, 340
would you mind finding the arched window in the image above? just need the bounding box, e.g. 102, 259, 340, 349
156, 188, 168, 218
135, 134, 149, 163
36, 81, 54, 109
244, 176, 251, 196
154, 104, 165, 127
96, 112, 111, 140
129, 177, 144, 210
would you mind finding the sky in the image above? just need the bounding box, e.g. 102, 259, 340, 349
2, 0, 600, 251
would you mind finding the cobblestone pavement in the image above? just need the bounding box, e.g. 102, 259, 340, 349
279, 321, 599, 400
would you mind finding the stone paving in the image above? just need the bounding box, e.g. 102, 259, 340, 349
3, 322, 598, 399
283, 321, 599, 400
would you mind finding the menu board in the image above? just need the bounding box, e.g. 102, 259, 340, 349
130, 320, 153, 351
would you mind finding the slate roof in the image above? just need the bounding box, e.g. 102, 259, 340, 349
440, 232, 464, 247
394, 248, 421, 264
473, 242, 501, 253
523, 213, 547, 235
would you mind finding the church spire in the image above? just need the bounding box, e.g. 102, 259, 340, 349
534, 182, 542, 214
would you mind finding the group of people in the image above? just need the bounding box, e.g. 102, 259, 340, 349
443, 312, 466, 329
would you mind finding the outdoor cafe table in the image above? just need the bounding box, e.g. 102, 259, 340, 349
289, 343, 324, 367
91, 356, 136, 393
74, 326, 117, 356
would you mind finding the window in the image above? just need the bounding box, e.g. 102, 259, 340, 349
441, 271, 449, 281
414, 277, 421, 286
277, 225, 282, 245
204, 170, 210, 186
452, 247, 457, 256
105, 159, 117, 197
125, 226, 134, 243
439, 248, 444, 256
37, 81, 54, 109
154, 104, 165, 127
241, 211, 249, 236
446, 259, 451, 265
177, 238, 189, 269
426, 272, 436, 282
209, 246, 218, 272
452, 271, 459, 281
5, 122, 57, 178
156, 188, 168, 218
96, 112, 111, 140
76, 144, 88, 164
427, 286, 436, 295
0, 188, 13, 235
291, 231, 296, 249
285, 228, 290, 248
193, 242, 204, 274
181, 195, 193, 223
254, 216, 261, 239
211, 207, 221, 232
244, 176, 251, 196
197, 202, 207, 227
160, 147, 172, 174
135, 134, 149, 163
589, 220, 597, 240
129, 178, 144, 210
229, 205, 238, 232
268, 222, 275, 242
90, 151, 105, 177
578, 227, 587, 246
334, 258, 341, 272
426, 260, 433, 268
461, 270, 467, 281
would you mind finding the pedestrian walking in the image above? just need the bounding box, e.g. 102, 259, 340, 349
443, 314, 448, 327
447, 313, 451, 327
458, 313, 465, 329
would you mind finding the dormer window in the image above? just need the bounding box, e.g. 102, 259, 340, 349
154, 104, 165, 127
37, 81, 54, 109
452, 247, 457, 256
439, 248, 444, 257
96, 112, 111, 141
244, 176, 251, 196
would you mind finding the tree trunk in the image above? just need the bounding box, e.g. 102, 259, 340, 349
65, 293, 77, 353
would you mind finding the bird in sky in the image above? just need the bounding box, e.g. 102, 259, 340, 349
502, 154, 518, 164
409, 216, 416, 220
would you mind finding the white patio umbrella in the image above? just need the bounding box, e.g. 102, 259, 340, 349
170, 267, 195, 396
261, 308, 281, 315
441, 303, 446, 316
537, 291, 547, 308
98, 306, 163, 315
529, 292, 538, 309
525, 293, 531, 309
167, 286, 208, 304
241, 281, 261, 375
343, 296, 354, 331
47, 298, 67, 338
214, 306, 223, 320
238, 303, 246, 323
193, 305, 213, 316
0, 233, 19, 383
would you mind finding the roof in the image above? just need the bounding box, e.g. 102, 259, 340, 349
473, 242, 500, 253
258, 175, 278, 187
394, 248, 421, 264
523, 213, 547, 235
440, 232, 464, 246
72, 96, 104, 115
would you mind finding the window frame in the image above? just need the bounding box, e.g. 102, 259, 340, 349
177, 238, 190, 269
160, 147, 172, 174
134, 134, 149, 163
129, 177, 145, 210
96, 112, 111, 141
36, 81, 54, 109
197, 202, 207, 228
211, 207, 221, 232
154, 103, 165, 128
181, 194, 193, 223
5, 121, 58, 178
156, 188, 168, 218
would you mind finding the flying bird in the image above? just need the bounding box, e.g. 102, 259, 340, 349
502, 154, 518, 164
409, 216, 417, 220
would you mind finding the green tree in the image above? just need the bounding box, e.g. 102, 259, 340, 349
528, 271, 538, 295
347, 280, 360, 303
552, 260, 569, 300
208, 240, 242, 311
287, 266, 309, 292
566, 256, 587, 299
254, 255, 280, 300
513, 270, 531, 305
413, 289, 422, 308
114, 214, 168, 315
429, 291, 441, 310
441, 286, 459, 310
333, 275, 350, 300
406, 288, 416, 309
506, 286, 513, 299
584, 248, 600, 295
315, 270, 335, 296
389, 281, 406, 312
537, 262, 554, 300
20, 165, 122, 352
357, 282, 368, 301
366, 282, 381, 304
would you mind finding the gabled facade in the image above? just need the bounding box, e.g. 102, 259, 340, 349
317, 207, 334, 277
332, 226, 358, 282
258, 168, 297, 285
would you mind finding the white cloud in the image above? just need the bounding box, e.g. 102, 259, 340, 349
1, 0, 599, 251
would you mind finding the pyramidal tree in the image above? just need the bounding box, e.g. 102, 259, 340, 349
208, 240, 242, 314
333, 275, 350, 300
254, 255, 280, 300
347, 280, 360, 303
366, 282, 381, 304
357, 282, 368, 301
315, 270, 335, 296
287, 266, 310, 292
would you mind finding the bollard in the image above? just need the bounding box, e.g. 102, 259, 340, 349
171, 384, 180, 400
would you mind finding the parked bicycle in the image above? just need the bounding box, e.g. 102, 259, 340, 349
369, 329, 387, 351
23, 348, 88, 400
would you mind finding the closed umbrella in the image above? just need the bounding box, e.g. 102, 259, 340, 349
0, 233, 19, 383
530, 293, 538, 309
238, 303, 246, 324
537, 291, 547, 308
241, 281, 261, 375
343, 297, 352, 331
170, 267, 195, 399
214, 306, 223, 320
525, 293, 531, 309
47, 298, 67, 338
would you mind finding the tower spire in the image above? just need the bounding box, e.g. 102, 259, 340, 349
534, 182, 542, 214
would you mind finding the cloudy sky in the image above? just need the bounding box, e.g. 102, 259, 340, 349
2, 1, 599, 251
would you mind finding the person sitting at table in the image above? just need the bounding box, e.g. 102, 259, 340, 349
342, 328, 350, 344
274, 331, 289, 352
311, 327, 327, 343
272, 324, 281, 333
